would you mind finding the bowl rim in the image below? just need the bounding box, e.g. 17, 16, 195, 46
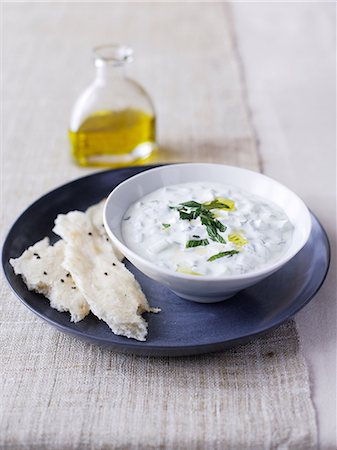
103, 163, 312, 282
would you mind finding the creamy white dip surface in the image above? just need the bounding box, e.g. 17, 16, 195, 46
122, 182, 294, 277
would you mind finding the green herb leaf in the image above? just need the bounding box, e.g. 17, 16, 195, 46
214, 219, 226, 233
206, 226, 226, 244
180, 201, 202, 208
200, 215, 226, 244
179, 209, 200, 220
207, 250, 239, 262
162, 223, 171, 229
186, 239, 209, 248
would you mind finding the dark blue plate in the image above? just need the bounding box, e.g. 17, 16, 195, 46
2, 166, 330, 356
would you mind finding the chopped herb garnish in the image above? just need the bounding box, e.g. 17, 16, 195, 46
179, 209, 200, 221
186, 239, 209, 248
207, 250, 239, 262
171, 199, 231, 244
180, 201, 202, 208
200, 214, 227, 244
162, 223, 171, 229
214, 219, 226, 232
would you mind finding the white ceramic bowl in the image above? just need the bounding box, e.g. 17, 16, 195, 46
103, 164, 312, 303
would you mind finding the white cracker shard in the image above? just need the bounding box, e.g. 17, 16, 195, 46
9, 238, 90, 322
53, 210, 159, 341
85, 200, 124, 262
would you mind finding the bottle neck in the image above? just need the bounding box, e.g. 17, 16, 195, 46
95, 64, 126, 85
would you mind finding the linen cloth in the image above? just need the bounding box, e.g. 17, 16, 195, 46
1, 3, 317, 449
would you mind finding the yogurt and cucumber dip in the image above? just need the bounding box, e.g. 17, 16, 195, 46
122, 182, 294, 277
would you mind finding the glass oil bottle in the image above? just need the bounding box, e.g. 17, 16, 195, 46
68, 44, 157, 167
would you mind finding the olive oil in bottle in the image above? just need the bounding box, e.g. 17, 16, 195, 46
69, 44, 157, 167
69, 108, 156, 167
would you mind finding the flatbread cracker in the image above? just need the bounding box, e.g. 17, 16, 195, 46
85, 200, 124, 261
9, 238, 90, 322
53, 211, 158, 341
